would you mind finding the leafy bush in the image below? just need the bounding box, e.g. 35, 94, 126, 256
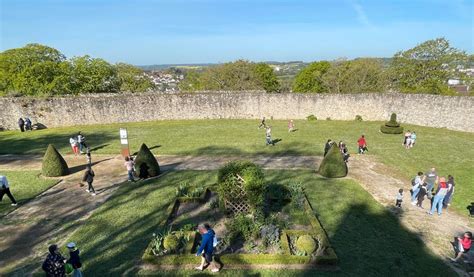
318, 144, 348, 178
134, 143, 160, 177
175, 182, 189, 197
218, 161, 266, 213
355, 115, 363, 121
326, 117, 332, 121
306, 114, 317, 121
163, 234, 179, 251
42, 144, 69, 177
260, 224, 280, 247
287, 182, 305, 209
226, 214, 261, 243
209, 198, 219, 209
296, 235, 317, 255
380, 113, 404, 134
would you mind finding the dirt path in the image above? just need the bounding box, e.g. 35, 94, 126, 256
0, 154, 472, 275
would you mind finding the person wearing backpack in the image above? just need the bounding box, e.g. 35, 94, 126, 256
411, 172, 424, 204
82, 165, 96, 196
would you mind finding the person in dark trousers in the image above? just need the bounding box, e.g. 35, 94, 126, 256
82, 165, 96, 196
395, 188, 403, 208
77, 132, 87, 154
18, 118, 25, 132
42, 244, 66, 277
265, 126, 275, 146
357, 135, 367, 154
443, 175, 455, 209
0, 175, 18, 206
25, 117, 32, 131
324, 139, 332, 156
85, 147, 91, 165
450, 231, 472, 262
195, 223, 220, 272
258, 117, 267, 129
416, 183, 428, 208
66, 242, 82, 277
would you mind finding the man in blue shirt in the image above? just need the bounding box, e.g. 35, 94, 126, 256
195, 223, 220, 272
0, 175, 18, 206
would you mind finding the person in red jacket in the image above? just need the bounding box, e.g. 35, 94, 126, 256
450, 231, 472, 262
357, 135, 367, 154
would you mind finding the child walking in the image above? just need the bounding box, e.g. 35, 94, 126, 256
82, 165, 96, 196
395, 189, 403, 208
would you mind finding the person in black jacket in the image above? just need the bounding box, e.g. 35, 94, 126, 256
42, 244, 66, 277
66, 242, 82, 277
83, 165, 96, 196
324, 139, 332, 156
18, 118, 25, 132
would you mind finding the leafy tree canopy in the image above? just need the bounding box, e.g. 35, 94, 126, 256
292, 61, 331, 93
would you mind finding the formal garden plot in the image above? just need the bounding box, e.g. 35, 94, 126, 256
142, 161, 338, 269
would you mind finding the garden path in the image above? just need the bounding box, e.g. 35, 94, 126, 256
0, 154, 472, 275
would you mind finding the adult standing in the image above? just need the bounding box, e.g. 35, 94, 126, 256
357, 135, 367, 154
428, 176, 451, 216
25, 117, 32, 131
66, 242, 83, 277
0, 175, 18, 206
443, 175, 455, 209
42, 244, 66, 277
18, 118, 25, 132
422, 167, 438, 199
82, 165, 96, 196
77, 132, 86, 154
124, 156, 135, 182
411, 172, 424, 204
324, 139, 332, 156
195, 223, 220, 272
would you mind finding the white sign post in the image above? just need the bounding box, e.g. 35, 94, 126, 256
119, 128, 130, 157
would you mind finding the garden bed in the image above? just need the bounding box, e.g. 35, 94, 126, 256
141, 179, 338, 269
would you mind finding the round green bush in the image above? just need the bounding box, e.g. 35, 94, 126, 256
163, 234, 179, 251
296, 235, 317, 255
42, 144, 69, 177
318, 144, 347, 178
134, 143, 160, 178
380, 125, 404, 134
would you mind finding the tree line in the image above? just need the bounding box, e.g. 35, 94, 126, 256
0, 44, 154, 96
1, 38, 472, 96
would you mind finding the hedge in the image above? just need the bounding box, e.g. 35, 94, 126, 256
318, 144, 348, 178
380, 113, 404, 134
134, 143, 160, 178
42, 144, 69, 177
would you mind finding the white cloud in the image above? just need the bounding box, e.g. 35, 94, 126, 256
352, 1, 373, 29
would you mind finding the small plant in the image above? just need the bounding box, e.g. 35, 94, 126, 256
175, 182, 190, 197
326, 117, 332, 121
209, 198, 219, 209
186, 185, 204, 198
355, 115, 363, 121
306, 114, 317, 121
287, 182, 305, 209
260, 224, 280, 247
243, 241, 257, 252
226, 214, 261, 243
163, 234, 179, 251
380, 113, 404, 134
296, 235, 317, 256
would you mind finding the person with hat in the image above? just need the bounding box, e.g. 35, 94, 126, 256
67, 242, 82, 277
42, 244, 66, 277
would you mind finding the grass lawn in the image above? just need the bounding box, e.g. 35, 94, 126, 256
1, 119, 473, 215
24, 170, 453, 276
0, 171, 58, 216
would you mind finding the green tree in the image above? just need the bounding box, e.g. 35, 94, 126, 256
292, 61, 331, 93
115, 63, 154, 93
323, 58, 387, 93
70, 55, 120, 94
389, 38, 467, 94
253, 63, 280, 93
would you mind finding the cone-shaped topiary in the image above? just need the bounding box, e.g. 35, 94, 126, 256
380, 113, 404, 134
134, 143, 160, 178
163, 234, 179, 251
296, 235, 317, 255
42, 144, 69, 177
318, 144, 348, 178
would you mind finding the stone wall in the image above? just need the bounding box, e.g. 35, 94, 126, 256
0, 92, 473, 132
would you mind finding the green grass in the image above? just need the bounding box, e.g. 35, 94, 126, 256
16, 170, 452, 277
1, 119, 472, 215
0, 171, 58, 216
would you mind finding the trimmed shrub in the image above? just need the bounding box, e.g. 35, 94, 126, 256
42, 144, 69, 177
355, 115, 363, 121
306, 114, 317, 121
134, 143, 160, 178
163, 234, 179, 251
318, 144, 347, 178
296, 235, 317, 255
217, 161, 266, 213
380, 113, 404, 134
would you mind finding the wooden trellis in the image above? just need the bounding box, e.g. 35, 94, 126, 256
223, 174, 250, 214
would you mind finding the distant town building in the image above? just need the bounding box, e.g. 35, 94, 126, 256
144, 70, 184, 93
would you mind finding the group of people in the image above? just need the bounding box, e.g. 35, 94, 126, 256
259, 118, 297, 146
403, 130, 417, 149
42, 242, 82, 277
69, 132, 88, 155
17, 117, 32, 132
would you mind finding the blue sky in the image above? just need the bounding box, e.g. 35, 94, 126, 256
1, 0, 473, 65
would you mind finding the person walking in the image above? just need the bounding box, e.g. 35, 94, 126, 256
85, 147, 91, 165
42, 244, 66, 277
265, 126, 274, 146
66, 242, 83, 277
416, 183, 428, 208
0, 175, 18, 206
18, 118, 25, 132
288, 120, 295, 132
258, 117, 267, 129
195, 223, 220, 272
428, 176, 451, 216
411, 172, 424, 204
82, 165, 96, 196
25, 117, 32, 131
422, 168, 438, 199
124, 156, 135, 182
395, 189, 403, 208
357, 135, 367, 154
